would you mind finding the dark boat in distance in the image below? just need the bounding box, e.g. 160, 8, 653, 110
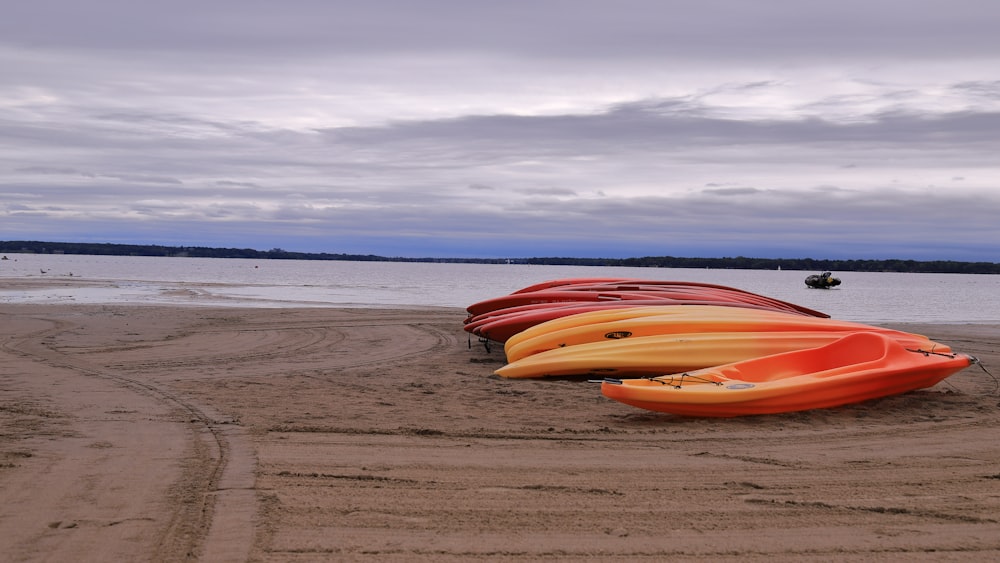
805, 271, 841, 289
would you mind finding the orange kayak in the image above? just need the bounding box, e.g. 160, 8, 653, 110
600, 332, 975, 417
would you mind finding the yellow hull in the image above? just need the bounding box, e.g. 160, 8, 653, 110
495, 330, 949, 379
503, 305, 926, 363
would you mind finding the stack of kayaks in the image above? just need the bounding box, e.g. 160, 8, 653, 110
464, 277, 829, 345
466, 278, 976, 417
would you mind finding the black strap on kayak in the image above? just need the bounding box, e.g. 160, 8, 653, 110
646, 373, 724, 388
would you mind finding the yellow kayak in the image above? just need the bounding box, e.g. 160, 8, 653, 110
494, 330, 950, 379
504, 305, 926, 363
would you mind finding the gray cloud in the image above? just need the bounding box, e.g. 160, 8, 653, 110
703, 187, 762, 196
5, 1, 998, 59
1, 1, 998, 260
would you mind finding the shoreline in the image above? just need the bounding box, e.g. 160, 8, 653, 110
2, 303, 999, 560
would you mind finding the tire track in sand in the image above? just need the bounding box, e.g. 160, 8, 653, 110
0, 312, 254, 562
1, 307, 460, 560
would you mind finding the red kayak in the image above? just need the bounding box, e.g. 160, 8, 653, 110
467, 281, 827, 319
469, 299, 807, 344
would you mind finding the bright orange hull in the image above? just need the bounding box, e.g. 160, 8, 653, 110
600, 332, 974, 417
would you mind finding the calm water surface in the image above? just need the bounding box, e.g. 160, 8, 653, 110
1, 254, 997, 323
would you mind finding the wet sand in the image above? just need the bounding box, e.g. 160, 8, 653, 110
1, 302, 999, 561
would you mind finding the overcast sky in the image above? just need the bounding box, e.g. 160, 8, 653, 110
2, 1, 999, 260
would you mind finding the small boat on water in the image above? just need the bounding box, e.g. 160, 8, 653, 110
805, 271, 841, 289
600, 331, 975, 417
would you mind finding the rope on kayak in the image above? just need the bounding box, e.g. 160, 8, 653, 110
915, 352, 998, 396
904, 347, 958, 358
970, 356, 999, 395
647, 373, 724, 388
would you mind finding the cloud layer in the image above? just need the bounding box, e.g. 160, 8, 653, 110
2, 1, 999, 259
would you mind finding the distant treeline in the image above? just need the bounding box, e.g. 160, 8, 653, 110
2, 240, 998, 274
0, 241, 387, 262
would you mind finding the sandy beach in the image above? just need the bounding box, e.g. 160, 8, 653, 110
2, 298, 999, 561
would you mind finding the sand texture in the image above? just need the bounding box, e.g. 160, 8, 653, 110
2, 303, 1000, 561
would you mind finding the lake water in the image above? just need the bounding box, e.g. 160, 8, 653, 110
1, 253, 998, 323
